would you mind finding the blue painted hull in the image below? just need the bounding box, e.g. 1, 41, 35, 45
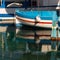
16, 10, 58, 28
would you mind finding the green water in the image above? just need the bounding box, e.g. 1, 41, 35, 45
0, 26, 60, 60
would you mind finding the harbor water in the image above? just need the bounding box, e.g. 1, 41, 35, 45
0, 23, 60, 60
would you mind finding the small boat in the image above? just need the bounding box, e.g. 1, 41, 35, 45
15, 0, 60, 28
16, 10, 57, 28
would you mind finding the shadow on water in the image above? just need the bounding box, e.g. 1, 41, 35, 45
0, 24, 60, 60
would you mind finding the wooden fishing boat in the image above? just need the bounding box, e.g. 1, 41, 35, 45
16, 10, 58, 28
15, 0, 60, 28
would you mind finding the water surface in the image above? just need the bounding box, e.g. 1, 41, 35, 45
0, 25, 60, 60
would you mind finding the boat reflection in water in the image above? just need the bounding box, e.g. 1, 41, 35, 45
16, 25, 52, 53
16, 26, 51, 40
2, 25, 60, 60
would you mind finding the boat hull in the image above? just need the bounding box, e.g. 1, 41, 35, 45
16, 15, 52, 28
15, 10, 57, 28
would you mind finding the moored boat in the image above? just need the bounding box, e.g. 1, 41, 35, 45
16, 10, 58, 28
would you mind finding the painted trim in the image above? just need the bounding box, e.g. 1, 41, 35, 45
16, 16, 52, 24
0, 14, 14, 17
0, 17, 15, 19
